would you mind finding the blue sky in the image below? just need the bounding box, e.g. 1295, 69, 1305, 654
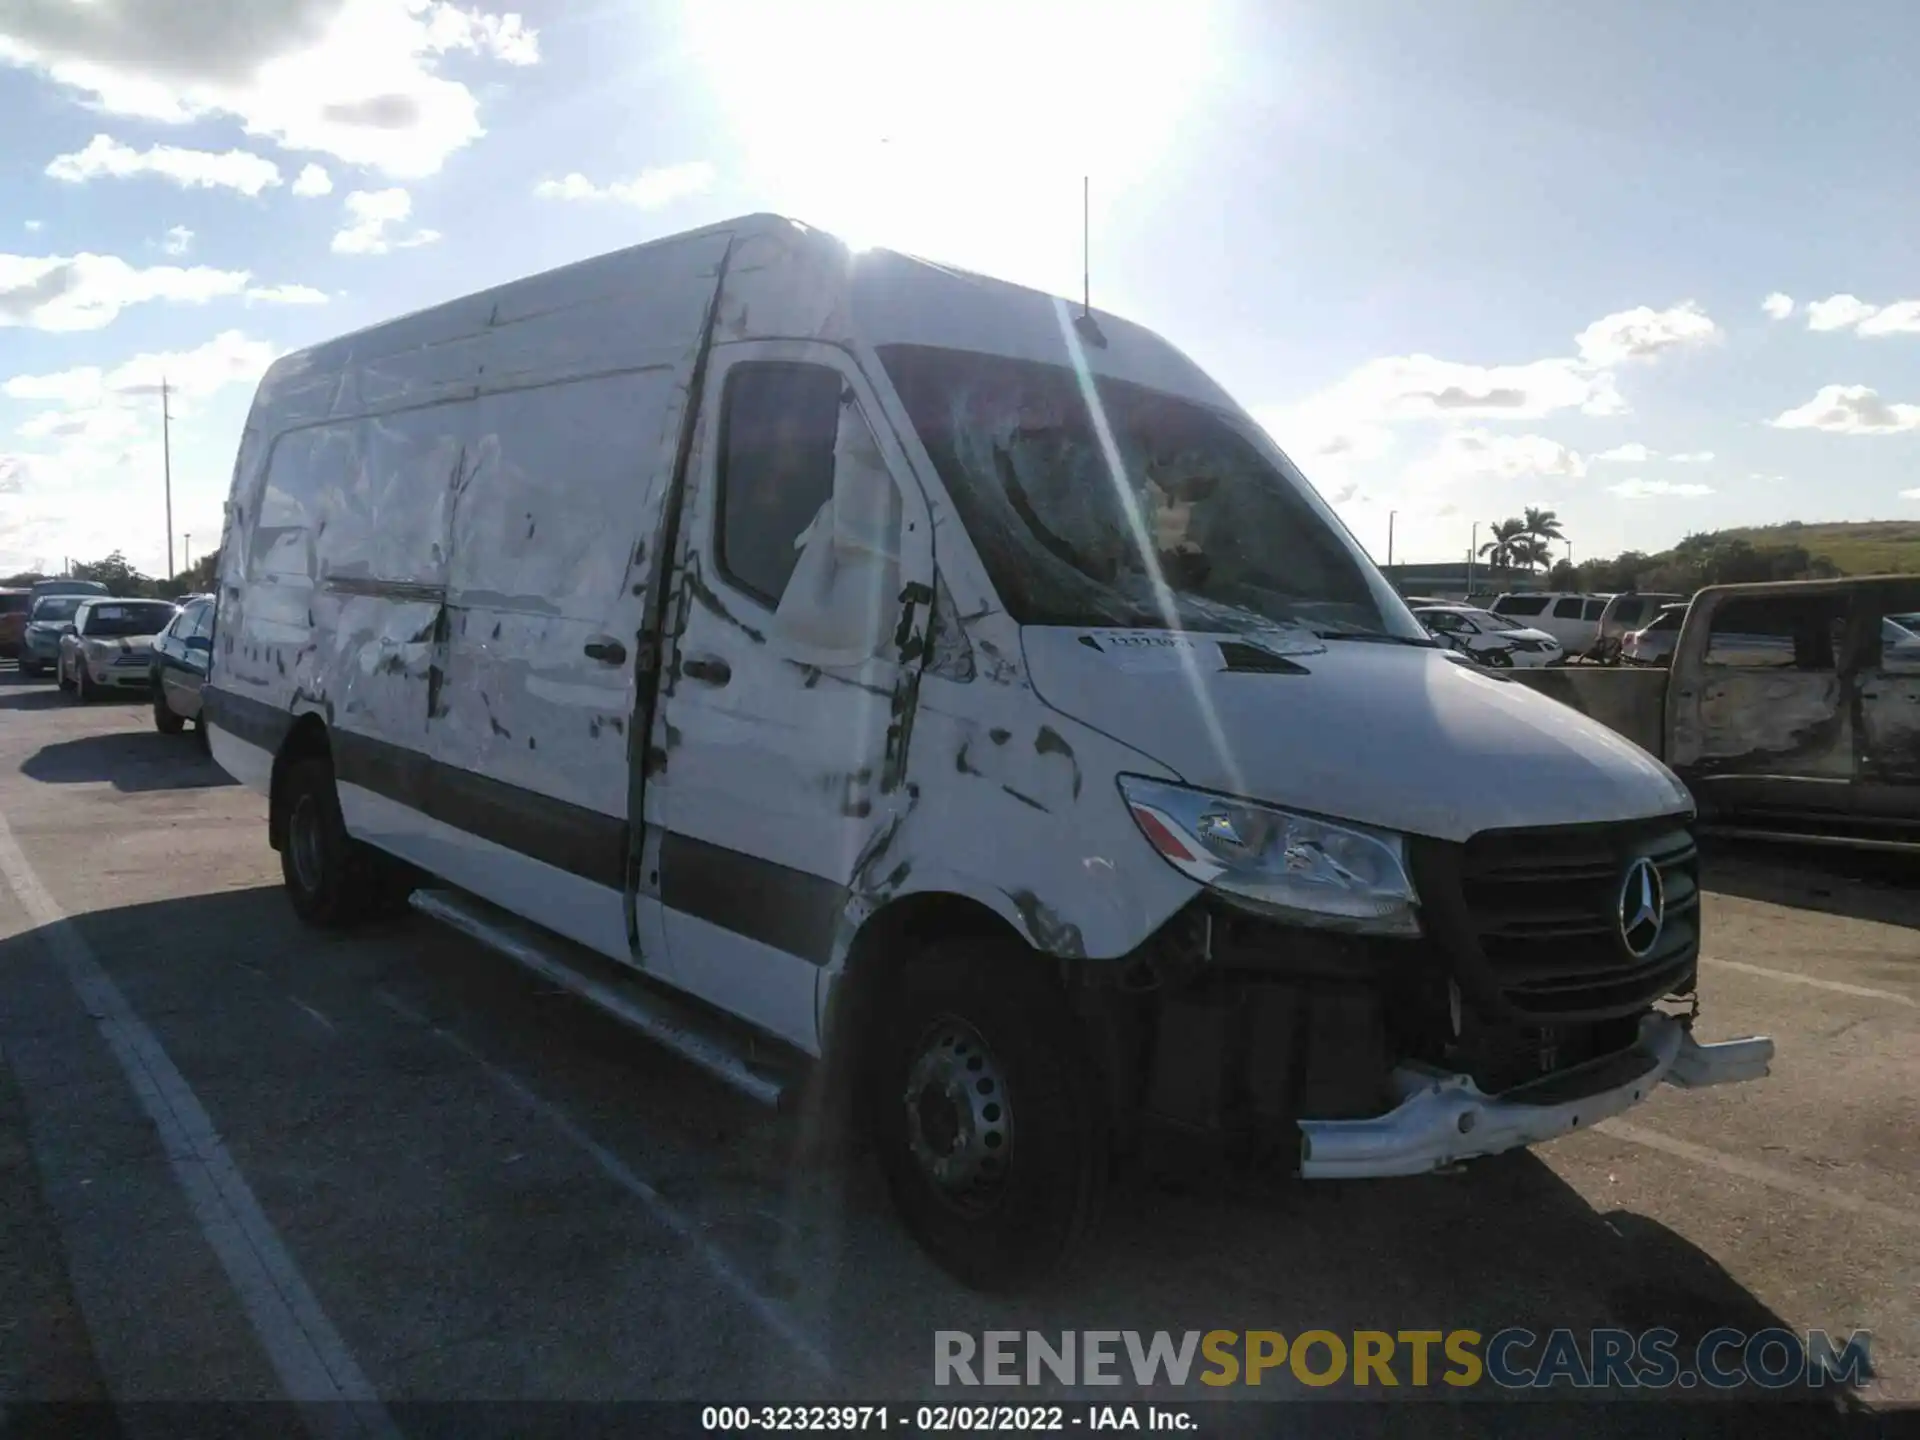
2, 0, 1917, 579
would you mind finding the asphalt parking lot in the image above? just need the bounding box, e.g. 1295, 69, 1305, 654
0, 663, 1915, 1436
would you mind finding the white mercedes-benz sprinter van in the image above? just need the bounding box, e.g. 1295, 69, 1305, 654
205, 214, 1771, 1290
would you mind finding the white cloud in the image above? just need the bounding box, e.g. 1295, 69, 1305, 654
1857, 301, 1920, 337
1762, 292, 1795, 321
246, 283, 330, 305
5, 330, 279, 409
1901, 488, 1920, 500
23, 219, 42, 232
1667, 450, 1714, 463
534, 162, 717, 209
1770, 384, 1920, 435
1289, 353, 1622, 429
1404, 429, 1587, 491
1608, 479, 1715, 499
1806, 294, 1880, 332
331, 188, 440, 255
0, 2, 540, 180
161, 225, 194, 256
0, 252, 249, 332
45, 134, 282, 196
1575, 301, 1721, 367
1592, 442, 1653, 463
291, 163, 334, 197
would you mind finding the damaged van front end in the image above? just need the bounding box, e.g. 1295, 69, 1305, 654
861, 285, 1774, 1216
1095, 778, 1773, 1181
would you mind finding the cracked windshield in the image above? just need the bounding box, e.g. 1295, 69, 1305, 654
0, 0, 1909, 1437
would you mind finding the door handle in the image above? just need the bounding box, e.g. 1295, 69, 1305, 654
583, 638, 628, 665
681, 655, 731, 686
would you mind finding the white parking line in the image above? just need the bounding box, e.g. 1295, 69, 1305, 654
375, 989, 833, 1378
0, 808, 400, 1440
1701, 957, 1916, 1008
1596, 1119, 1920, 1233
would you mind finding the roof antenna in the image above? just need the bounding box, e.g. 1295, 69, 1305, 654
1074, 174, 1107, 348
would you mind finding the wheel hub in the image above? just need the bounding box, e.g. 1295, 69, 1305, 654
288, 793, 324, 893
902, 1018, 1012, 1211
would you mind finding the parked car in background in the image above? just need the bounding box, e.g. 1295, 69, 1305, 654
1889, 611, 1920, 632
1591, 592, 1685, 665
19, 594, 88, 677
0, 589, 30, 658
57, 598, 178, 701
28, 577, 109, 606
1488, 591, 1615, 656
1411, 603, 1563, 667
1621, 603, 1688, 666
1516, 576, 1920, 846
151, 594, 216, 735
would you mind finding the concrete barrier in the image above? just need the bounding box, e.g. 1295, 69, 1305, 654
1510, 667, 1669, 757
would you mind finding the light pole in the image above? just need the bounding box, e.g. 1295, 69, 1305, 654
1467, 521, 1479, 599
161, 377, 174, 580
1387, 510, 1397, 570
185, 535, 192, 573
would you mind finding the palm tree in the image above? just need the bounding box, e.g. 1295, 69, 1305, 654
1516, 536, 1555, 572
1522, 507, 1566, 571
1478, 517, 1528, 570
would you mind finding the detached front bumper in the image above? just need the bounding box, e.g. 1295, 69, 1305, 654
1297, 1012, 1773, 1180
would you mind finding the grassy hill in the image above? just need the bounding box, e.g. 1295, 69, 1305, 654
1710, 521, 1920, 575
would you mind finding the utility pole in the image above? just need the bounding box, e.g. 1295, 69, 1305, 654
185, 535, 193, 573
1387, 510, 1397, 570
1467, 520, 1479, 599
162, 377, 175, 581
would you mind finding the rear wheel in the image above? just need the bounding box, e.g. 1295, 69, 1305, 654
153, 681, 185, 734
872, 942, 1108, 1292
280, 755, 413, 927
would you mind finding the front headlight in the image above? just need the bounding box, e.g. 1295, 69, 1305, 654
1118, 776, 1420, 936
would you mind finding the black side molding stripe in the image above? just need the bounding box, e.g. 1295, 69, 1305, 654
202, 685, 295, 754
659, 831, 846, 967
204, 685, 844, 961
330, 728, 628, 891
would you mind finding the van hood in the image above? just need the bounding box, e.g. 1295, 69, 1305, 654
1021, 627, 1691, 843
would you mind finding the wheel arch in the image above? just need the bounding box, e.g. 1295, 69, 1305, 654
267, 713, 333, 853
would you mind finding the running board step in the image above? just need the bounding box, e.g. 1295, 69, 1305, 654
409, 888, 802, 1111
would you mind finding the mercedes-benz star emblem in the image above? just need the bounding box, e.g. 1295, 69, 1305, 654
1617, 856, 1666, 958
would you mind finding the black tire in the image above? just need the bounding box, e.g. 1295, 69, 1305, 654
279, 755, 411, 927
153, 682, 185, 734
872, 942, 1108, 1292
1484, 647, 1514, 668
18, 660, 39, 679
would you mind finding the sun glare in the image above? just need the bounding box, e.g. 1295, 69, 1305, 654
680, 0, 1220, 290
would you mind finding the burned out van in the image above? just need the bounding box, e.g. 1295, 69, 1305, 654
205, 215, 1772, 1289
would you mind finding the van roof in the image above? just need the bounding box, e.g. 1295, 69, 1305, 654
248, 212, 1235, 435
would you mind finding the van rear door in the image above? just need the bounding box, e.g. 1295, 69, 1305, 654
648, 341, 934, 1051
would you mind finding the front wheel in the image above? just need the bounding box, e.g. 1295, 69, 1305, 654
1484, 648, 1514, 668
57, 660, 73, 693
872, 943, 1108, 1292
73, 666, 95, 703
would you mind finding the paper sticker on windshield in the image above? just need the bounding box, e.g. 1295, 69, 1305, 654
97, 606, 126, 619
